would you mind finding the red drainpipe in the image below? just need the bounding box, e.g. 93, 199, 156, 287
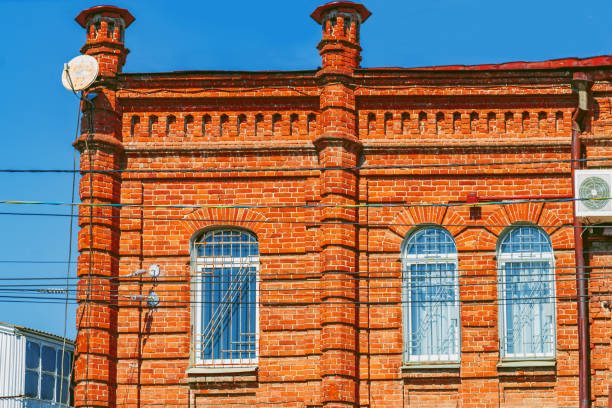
572, 72, 593, 408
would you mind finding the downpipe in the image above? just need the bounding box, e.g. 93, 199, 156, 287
571, 72, 593, 408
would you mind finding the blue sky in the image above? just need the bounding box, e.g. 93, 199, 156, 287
0, 0, 611, 339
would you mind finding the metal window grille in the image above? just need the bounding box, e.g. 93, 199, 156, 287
402, 227, 459, 362
193, 229, 259, 366
498, 226, 555, 359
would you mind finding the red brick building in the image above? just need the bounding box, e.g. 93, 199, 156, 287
72, 2, 612, 407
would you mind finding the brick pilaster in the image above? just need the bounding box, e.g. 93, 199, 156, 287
312, 3, 370, 406
73, 6, 134, 408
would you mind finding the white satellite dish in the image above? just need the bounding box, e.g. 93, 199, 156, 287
61, 55, 99, 91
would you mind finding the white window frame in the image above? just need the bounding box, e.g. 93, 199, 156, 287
192, 229, 259, 367
24, 338, 73, 405
402, 227, 460, 363
497, 226, 556, 360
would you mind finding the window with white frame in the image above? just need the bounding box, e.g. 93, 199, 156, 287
498, 225, 555, 359
193, 229, 259, 366
402, 227, 459, 362
24, 340, 73, 405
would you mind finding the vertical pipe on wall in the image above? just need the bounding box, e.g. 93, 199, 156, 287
571, 72, 593, 408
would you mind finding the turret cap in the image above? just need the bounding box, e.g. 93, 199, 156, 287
75, 5, 135, 28
311, 1, 371, 24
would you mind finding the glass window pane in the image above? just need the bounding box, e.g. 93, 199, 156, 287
41, 373, 54, 400
41, 346, 56, 372
403, 227, 458, 362
24, 370, 39, 397
197, 229, 258, 363
25, 341, 40, 369
57, 349, 72, 377
404, 227, 456, 256
65, 352, 72, 377
500, 226, 555, 358
56, 378, 69, 404
500, 226, 552, 254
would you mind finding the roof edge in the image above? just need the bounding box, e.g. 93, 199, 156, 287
0, 321, 75, 344
358, 54, 612, 72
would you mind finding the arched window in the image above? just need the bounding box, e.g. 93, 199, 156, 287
498, 226, 555, 359
192, 229, 259, 365
402, 227, 459, 362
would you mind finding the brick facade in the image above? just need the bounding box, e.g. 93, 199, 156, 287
72, 3, 612, 407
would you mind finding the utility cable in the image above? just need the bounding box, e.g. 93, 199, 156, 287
0, 195, 608, 210
0, 268, 608, 289
1, 273, 610, 294
3, 264, 612, 281
2, 210, 608, 230
0, 156, 610, 175
58, 91, 81, 408
0, 293, 600, 305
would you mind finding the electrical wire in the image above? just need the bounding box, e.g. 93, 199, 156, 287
0, 156, 609, 175
0, 275, 609, 294
0, 195, 607, 210
82, 102, 95, 408
0, 270, 609, 290
0, 293, 599, 305
14, 31, 612, 408
58, 90, 81, 408
4, 264, 612, 281
9, 68, 612, 404
0, 210, 604, 230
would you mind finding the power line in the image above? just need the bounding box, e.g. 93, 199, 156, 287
3, 264, 612, 281
0, 156, 609, 175
1, 273, 610, 293
0, 210, 600, 230
58, 93, 80, 408
0, 293, 600, 305
0, 195, 605, 210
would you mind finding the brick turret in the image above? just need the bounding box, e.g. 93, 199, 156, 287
311, 1, 371, 75
75, 5, 134, 77
73, 6, 134, 408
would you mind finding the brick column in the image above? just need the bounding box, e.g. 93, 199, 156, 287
312, 3, 370, 407
73, 6, 134, 408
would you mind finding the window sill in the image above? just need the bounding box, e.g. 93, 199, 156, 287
497, 359, 556, 368
401, 363, 460, 370
186, 366, 258, 385
401, 362, 461, 380
187, 366, 258, 375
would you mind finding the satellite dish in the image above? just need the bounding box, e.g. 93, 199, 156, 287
61, 55, 99, 91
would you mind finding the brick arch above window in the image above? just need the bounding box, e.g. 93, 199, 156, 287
385, 205, 451, 249
180, 206, 268, 243
477, 202, 569, 250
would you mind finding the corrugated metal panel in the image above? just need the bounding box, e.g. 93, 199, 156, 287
0, 324, 25, 408
0, 323, 74, 408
